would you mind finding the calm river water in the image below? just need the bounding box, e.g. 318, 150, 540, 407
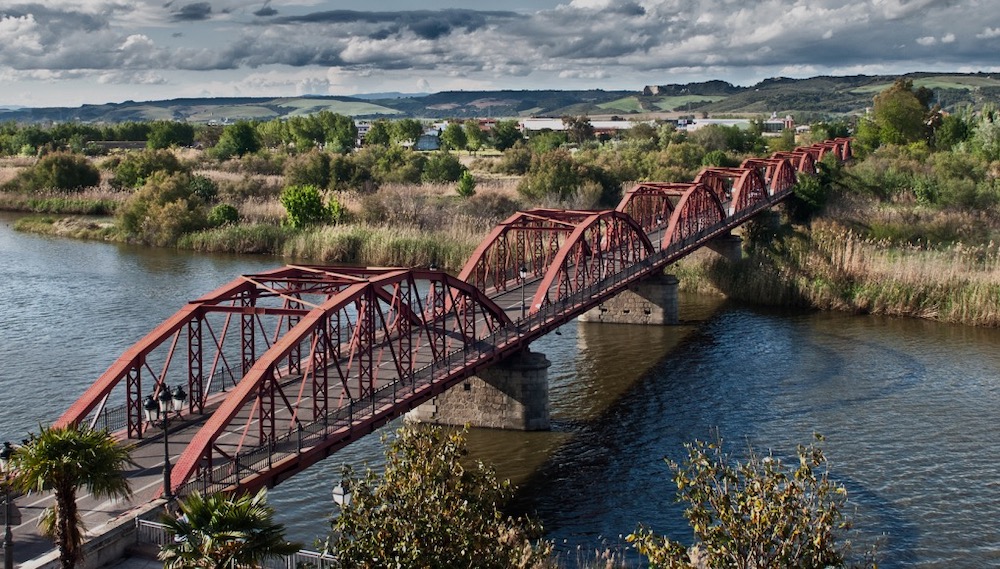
1, 211, 998, 567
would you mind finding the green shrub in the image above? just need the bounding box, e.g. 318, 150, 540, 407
207, 203, 239, 227
326, 426, 552, 569
628, 434, 875, 569
118, 172, 209, 246
280, 184, 333, 228
422, 152, 465, 183
112, 149, 187, 188
4, 153, 100, 193
456, 170, 476, 198
283, 151, 331, 189
188, 174, 218, 202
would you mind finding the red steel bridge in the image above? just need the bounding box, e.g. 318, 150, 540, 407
52, 138, 850, 504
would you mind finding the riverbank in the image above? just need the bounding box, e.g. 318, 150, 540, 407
672, 203, 1000, 327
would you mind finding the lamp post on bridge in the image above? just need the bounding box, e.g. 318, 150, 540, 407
0, 441, 14, 569
144, 385, 187, 500
519, 265, 527, 320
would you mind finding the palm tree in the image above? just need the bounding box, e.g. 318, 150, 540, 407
159, 488, 300, 569
10, 424, 135, 569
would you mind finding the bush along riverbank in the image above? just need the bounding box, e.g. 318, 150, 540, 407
671, 206, 1000, 328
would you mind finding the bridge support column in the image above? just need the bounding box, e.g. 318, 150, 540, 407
407, 350, 550, 431
579, 273, 679, 325
706, 233, 743, 262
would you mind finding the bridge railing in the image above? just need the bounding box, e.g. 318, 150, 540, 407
135, 519, 337, 568
174, 188, 796, 497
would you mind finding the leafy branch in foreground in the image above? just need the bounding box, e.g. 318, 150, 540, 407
325, 425, 554, 569
628, 434, 877, 569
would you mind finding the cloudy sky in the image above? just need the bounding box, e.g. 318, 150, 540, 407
2, 0, 999, 108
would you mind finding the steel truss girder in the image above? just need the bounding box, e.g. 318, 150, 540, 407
171, 267, 512, 496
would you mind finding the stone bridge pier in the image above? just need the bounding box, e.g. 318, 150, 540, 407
407, 349, 551, 431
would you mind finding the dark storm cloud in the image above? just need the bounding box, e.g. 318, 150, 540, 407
171, 2, 212, 22
269, 9, 523, 40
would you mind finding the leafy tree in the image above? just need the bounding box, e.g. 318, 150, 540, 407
188, 174, 218, 202
391, 118, 424, 146
367, 145, 426, 184
626, 122, 659, 143
464, 120, 486, 154
3, 153, 100, 193
456, 170, 476, 198
159, 489, 300, 569
280, 184, 334, 228
871, 79, 930, 146
491, 119, 523, 151
701, 149, 735, 167
497, 143, 533, 175
628, 434, 873, 569
147, 121, 195, 149
112, 149, 188, 189
528, 131, 567, 153
934, 112, 972, 150
313, 111, 358, 152
213, 121, 261, 159
10, 425, 135, 569
518, 148, 581, 202
284, 151, 331, 189
440, 122, 468, 151
326, 426, 552, 569
119, 172, 210, 246
364, 120, 392, 147
422, 151, 466, 183
562, 115, 594, 144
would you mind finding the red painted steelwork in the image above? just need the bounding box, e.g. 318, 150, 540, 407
771, 151, 817, 174
170, 267, 511, 497
661, 182, 728, 248
739, 158, 798, 195
694, 167, 768, 215
527, 210, 654, 313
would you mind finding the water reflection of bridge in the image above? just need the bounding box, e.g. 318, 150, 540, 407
13, 139, 851, 566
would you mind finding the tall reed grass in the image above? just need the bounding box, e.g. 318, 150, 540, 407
679, 217, 1000, 327
282, 220, 487, 272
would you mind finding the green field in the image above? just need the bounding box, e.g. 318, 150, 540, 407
274, 98, 400, 116
597, 97, 645, 113
652, 95, 727, 111
851, 75, 1000, 94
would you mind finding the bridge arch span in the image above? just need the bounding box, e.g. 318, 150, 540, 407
694, 167, 768, 215
528, 210, 654, 313
615, 182, 679, 233
662, 182, 728, 248
771, 151, 817, 175
171, 267, 511, 496
739, 157, 797, 195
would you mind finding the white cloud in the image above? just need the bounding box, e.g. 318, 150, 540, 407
977, 27, 1000, 39
916, 36, 936, 46
941, 33, 955, 43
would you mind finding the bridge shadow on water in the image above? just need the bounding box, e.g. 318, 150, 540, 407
492, 295, 919, 568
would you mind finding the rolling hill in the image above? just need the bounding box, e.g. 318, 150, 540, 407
3, 72, 998, 124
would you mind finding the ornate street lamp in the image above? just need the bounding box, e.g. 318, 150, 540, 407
145, 385, 187, 500
0, 441, 14, 569
332, 483, 352, 509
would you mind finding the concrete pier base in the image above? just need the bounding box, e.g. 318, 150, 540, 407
578, 273, 679, 325
407, 350, 551, 430
706, 233, 743, 262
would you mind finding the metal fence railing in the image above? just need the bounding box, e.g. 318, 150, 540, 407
135, 519, 337, 568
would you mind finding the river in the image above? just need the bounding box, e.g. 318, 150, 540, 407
1, 211, 998, 567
